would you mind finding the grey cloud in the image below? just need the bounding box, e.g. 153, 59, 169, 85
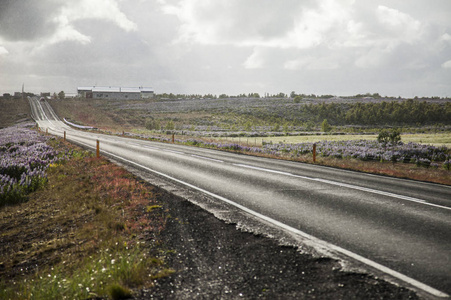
216, 0, 311, 40
0, 0, 60, 41
1, 0, 451, 97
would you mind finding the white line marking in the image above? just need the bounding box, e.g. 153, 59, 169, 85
166, 149, 184, 155
234, 163, 294, 176
192, 154, 224, 163
235, 163, 451, 211
90, 149, 449, 298
143, 145, 160, 150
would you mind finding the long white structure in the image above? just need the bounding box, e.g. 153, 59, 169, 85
77, 86, 154, 99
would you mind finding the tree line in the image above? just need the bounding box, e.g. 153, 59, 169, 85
300, 99, 451, 126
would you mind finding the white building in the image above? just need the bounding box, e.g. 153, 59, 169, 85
77, 86, 154, 99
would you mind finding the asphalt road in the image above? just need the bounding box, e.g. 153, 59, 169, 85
29, 97, 451, 298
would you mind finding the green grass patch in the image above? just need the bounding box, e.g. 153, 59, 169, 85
219, 132, 451, 148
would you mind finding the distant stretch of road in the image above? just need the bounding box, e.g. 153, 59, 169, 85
29, 97, 451, 298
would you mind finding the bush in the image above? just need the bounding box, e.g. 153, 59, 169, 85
321, 119, 331, 132
293, 96, 302, 103
145, 119, 160, 130
378, 129, 401, 146
165, 120, 175, 130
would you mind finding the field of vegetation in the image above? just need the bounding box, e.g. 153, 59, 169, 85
49, 96, 451, 134
0, 125, 173, 299
46, 95, 451, 185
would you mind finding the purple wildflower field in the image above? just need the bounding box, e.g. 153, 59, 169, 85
263, 139, 450, 168
0, 125, 65, 206
128, 131, 450, 170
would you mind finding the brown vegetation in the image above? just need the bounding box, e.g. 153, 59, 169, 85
0, 139, 172, 299
0, 98, 32, 128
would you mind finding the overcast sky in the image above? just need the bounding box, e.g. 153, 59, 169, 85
1, 0, 450, 97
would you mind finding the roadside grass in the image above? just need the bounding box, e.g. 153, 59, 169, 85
296, 154, 451, 185
217, 133, 451, 148
0, 137, 173, 299
81, 127, 451, 185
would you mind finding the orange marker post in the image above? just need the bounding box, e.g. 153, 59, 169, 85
313, 143, 317, 163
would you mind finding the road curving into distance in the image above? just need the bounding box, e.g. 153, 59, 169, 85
29, 96, 451, 298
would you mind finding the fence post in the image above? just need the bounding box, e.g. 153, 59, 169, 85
46, 128, 48, 134
172, 133, 175, 143
313, 143, 316, 163
64, 131, 66, 141
96, 140, 100, 158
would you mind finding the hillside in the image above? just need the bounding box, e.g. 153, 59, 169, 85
0, 98, 32, 128
47, 97, 451, 135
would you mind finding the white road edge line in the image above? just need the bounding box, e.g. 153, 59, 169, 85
166, 150, 184, 154
191, 154, 224, 163
235, 163, 451, 211
92, 149, 447, 298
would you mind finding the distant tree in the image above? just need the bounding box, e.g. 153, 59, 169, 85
290, 91, 297, 98
377, 129, 401, 146
305, 121, 315, 131
372, 93, 381, 98
58, 91, 65, 99
377, 129, 390, 145
321, 119, 332, 132
293, 96, 302, 103
389, 129, 401, 144
244, 121, 253, 131
203, 94, 216, 99
283, 123, 289, 134
145, 119, 161, 130
165, 120, 175, 130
